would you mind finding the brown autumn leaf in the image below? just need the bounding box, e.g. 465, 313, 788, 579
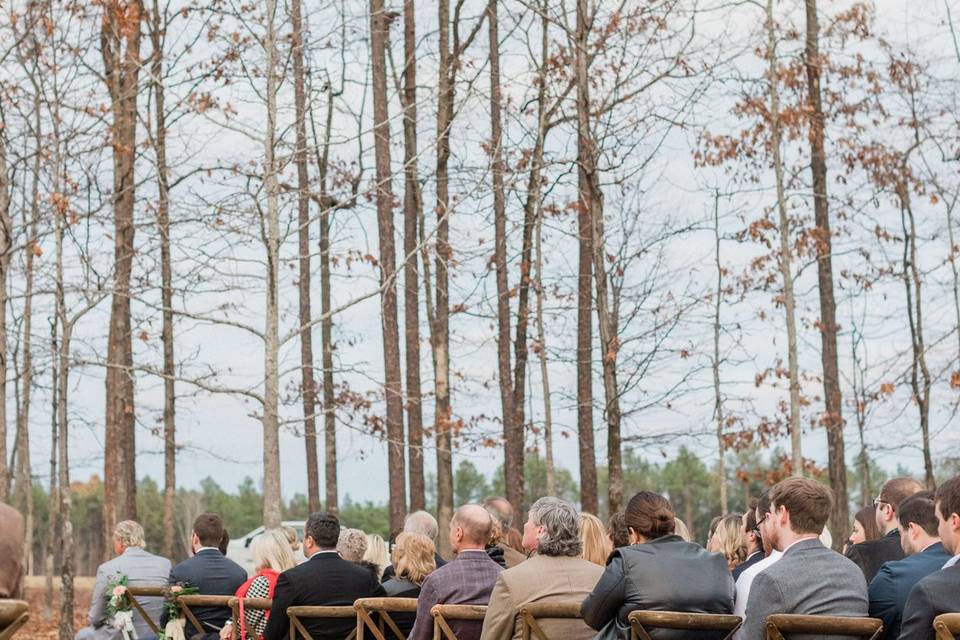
879, 382, 895, 395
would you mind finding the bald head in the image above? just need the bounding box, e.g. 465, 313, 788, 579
877, 477, 925, 534
450, 504, 494, 551
483, 497, 514, 529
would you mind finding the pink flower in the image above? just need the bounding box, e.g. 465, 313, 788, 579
170, 585, 183, 594
112, 586, 127, 597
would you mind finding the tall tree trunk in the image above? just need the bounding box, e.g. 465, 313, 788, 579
898, 182, 934, 489
149, 0, 177, 560
370, 0, 407, 531
488, 0, 523, 512
712, 194, 727, 515
262, 0, 283, 528
45, 318, 59, 620
575, 0, 598, 514
534, 208, 555, 496
767, 0, 803, 475
803, 0, 847, 547
0, 119, 9, 503
435, 0, 455, 556
101, 0, 142, 551
290, 0, 320, 514
401, 0, 425, 511
313, 84, 339, 514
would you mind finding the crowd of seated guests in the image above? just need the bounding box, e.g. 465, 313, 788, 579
6, 474, 959, 640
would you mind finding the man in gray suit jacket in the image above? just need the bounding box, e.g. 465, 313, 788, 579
75, 520, 171, 640
741, 477, 869, 640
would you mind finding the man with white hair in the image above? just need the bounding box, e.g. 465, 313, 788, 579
75, 520, 171, 640
381, 510, 446, 581
480, 497, 603, 640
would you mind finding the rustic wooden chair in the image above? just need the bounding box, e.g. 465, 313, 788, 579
176, 594, 236, 637
125, 585, 165, 637
0, 600, 29, 640
430, 604, 488, 640
628, 610, 743, 640
934, 613, 960, 640
287, 605, 358, 640
354, 597, 419, 640
519, 601, 585, 640
765, 614, 882, 640
228, 596, 273, 640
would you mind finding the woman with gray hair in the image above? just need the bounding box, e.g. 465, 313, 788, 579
479, 498, 604, 640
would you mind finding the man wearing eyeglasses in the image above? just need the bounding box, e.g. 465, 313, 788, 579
733, 498, 765, 581
845, 477, 924, 583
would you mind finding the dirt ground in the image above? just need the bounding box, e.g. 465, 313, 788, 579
20, 576, 95, 639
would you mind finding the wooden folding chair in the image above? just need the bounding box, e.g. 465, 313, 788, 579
354, 597, 418, 640
287, 605, 358, 640
176, 594, 236, 637
519, 601, 585, 640
934, 613, 960, 640
228, 597, 273, 640
430, 604, 488, 640
765, 614, 882, 640
125, 586, 165, 636
628, 610, 743, 640
0, 600, 29, 640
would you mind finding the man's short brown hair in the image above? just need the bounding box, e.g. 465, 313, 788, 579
879, 477, 924, 513
193, 513, 225, 547
935, 477, 960, 523
769, 477, 833, 535
898, 491, 938, 537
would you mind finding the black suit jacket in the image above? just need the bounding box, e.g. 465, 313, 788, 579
845, 529, 904, 584
732, 550, 763, 581
898, 563, 960, 640
262, 551, 385, 640
161, 548, 248, 638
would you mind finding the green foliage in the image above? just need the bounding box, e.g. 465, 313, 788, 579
455, 460, 489, 506
489, 455, 579, 511
338, 496, 390, 537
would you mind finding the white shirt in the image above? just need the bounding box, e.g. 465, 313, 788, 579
733, 550, 783, 619
944, 554, 959, 568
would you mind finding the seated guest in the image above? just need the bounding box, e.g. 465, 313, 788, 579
733, 500, 764, 581
846, 477, 923, 582
484, 497, 527, 567
364, 533, 390, 580
219, 529, 295, 640
898, 477, 960, 640
733, 492, 781, 621
579, 512, 612, 566
485, 517, 509, 568
262, 512, 384, 640
740, 477, 868, 640
710, 513, 746, 571
845, 506, 881, 553
161, 513, 247, 639
673, 517, 693, 542
581, 491, 734, 639
409, 505, 503, 640
382, 510, 447, 581
481, 498, 603, 640
607, 511, 630, 550
382, 533, 437, 637
218, 528, 230, 555
868, 492, 949, 640
0, 502, 24, 599
76, 520, 170, 640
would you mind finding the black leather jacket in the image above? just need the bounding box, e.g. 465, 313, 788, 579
580, 535, 735, 640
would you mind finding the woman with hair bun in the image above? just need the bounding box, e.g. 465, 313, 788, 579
580, 491, 735, 639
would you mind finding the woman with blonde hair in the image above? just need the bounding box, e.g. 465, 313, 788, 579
382, 532, 437, 637
363, 533, 390, 579
220, 529, 295, 639
708, 513, 747, 571
580, 512, 613, 566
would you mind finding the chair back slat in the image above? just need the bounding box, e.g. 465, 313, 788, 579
177, 594, 235, 637
628, 610, 743, 640
765, 614, 882, 640
0, 600, 30, 640
228, 597, 273, 640
519, 601, 583, 640
355, 597, 419, 640
430, 604, 488, 640
287, 605, 358, 640
126, 586, 165, 635
934, 613, 960, 640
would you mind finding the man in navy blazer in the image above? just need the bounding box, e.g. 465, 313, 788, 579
899, 477, 960, 640
160, 513, 247, 639
868, 492, 950, 640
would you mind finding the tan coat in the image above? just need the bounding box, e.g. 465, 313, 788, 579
0, 502, 24, 599
501, 543, 527, 568
479, 553, 603, 640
